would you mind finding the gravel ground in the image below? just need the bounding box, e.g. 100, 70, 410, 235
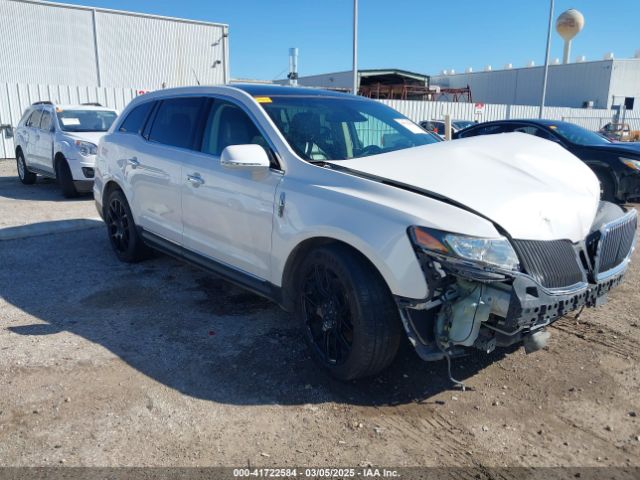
0, 158, 639, 468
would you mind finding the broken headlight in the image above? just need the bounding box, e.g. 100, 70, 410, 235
409, 226, 521, 272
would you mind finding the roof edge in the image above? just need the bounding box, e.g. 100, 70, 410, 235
8, 0, 228, 28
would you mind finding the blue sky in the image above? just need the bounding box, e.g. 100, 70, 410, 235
63, 0, 640, 80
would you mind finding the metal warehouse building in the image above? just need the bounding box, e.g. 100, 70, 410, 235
0, 0, 229, 89
431, 58, 640, 109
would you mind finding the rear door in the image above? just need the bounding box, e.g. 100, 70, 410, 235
181, 97, 282, 280
128, 96, 208, 245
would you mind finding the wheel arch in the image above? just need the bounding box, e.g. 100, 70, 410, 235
590, 164, 619, 199
279, 234, 423, 312
101, 179, 127, 218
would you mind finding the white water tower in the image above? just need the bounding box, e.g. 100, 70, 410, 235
556, 9, 585, 64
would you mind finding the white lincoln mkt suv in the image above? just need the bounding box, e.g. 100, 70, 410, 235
94, 85, 637, 381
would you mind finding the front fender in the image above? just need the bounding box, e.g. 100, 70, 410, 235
271, 181, 429, 301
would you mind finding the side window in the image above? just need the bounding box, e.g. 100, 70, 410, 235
148, 97, 206, 149
39, 110, 52, 131
460, 124, 506, 138
119, 101, 154, 134
19, 109, 32, 127
512, 125, 537, 135
513, 125, 556, 141
27, 109, 42, 128
201, 100, 273, 162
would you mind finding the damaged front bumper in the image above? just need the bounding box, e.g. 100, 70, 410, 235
397, 208, 637, 362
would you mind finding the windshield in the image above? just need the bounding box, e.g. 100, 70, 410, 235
548, 122, 611, 146
258, 96, 439, 161
56, 109, 118, 132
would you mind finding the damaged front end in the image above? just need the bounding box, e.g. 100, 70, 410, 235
397, 204, 637, 362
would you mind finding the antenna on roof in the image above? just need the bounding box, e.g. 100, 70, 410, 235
191, 68, 201, 86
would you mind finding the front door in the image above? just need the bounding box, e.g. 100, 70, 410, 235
181, 98, 282, 280
24, 108, 43, 168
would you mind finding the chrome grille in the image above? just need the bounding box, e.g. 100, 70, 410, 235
596, 210, 637, 275
513, 239, 584, 289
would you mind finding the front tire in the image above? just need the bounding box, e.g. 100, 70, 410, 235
295, 244, 402, 380
55, 157, 79, 198
105, 189, 149, 263
16, 151, 36, 185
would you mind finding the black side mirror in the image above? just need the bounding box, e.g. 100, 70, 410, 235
0, 125, 13, 139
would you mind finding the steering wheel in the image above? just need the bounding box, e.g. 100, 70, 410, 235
359, 145, 383, 156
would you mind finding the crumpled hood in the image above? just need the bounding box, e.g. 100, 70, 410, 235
329, 133, 600, 242
63, 131, 106, 146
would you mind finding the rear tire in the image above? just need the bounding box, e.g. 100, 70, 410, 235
294, 244, 402, 381
105, 189, 149, 263
55, 157, 79, 198
16, 151, 36, 185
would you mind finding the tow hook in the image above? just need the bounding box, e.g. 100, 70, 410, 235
523, 329, 550, 354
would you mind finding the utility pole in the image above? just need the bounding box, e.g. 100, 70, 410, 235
539, 0, 554, 119
352, 0, 358, 95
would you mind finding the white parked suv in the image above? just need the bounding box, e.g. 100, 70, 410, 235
14, 101, 118, 197
94, 85, 637, 381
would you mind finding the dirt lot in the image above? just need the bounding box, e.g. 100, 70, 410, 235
0, 158, 639, 468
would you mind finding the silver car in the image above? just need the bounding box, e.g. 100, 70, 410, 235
14, 101, 118, 197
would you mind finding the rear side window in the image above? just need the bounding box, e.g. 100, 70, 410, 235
19, 109, 33, 126
459, 124, 506, 138
119, 102, 154, 134
512, 125, 555, 140
148, 97, 206, 149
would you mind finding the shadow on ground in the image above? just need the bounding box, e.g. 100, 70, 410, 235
0, 168, 92, 202
2, 220, 512, 407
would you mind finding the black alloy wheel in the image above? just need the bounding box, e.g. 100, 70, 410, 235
301, 262, 354, 365
107, 196, 131, 255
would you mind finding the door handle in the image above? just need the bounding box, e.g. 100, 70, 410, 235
127, 157, 140, 169
187, 174, 204, 187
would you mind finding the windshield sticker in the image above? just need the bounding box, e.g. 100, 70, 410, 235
549, 125, 558, 130
254, 96, 272, 104
395, 118, 426, 134
60, 118, 81, 126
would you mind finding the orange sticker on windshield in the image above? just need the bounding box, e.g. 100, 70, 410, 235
254, 96, 272, 104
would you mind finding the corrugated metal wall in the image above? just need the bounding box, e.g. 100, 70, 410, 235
0, 1, 98, 86
431, 60, 632, 109
0, 82, 138, 158
0, 0, 229, 89
380, 99, 640, 131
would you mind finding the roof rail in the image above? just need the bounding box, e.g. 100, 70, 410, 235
32, 101, 53, 105
81, 102, 103, 106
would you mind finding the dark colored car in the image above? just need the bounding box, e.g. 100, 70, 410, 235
455, 119, 640, 203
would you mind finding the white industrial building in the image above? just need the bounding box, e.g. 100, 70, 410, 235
431, 58, 640, 109
0, 0, 230, 89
